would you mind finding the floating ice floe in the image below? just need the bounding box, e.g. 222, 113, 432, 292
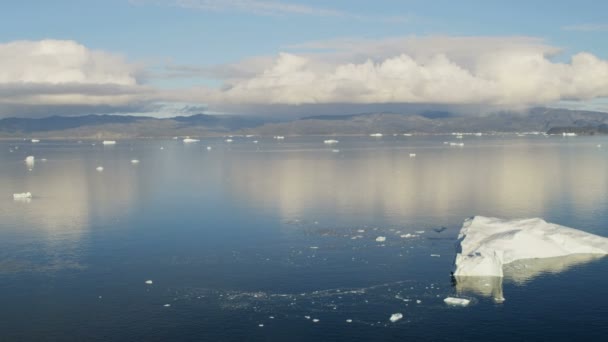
312, 319, 320, 323
163, 304, 171, 307
346, 319, 352, 323
206, 146, 212, 150
145, 280, 153, 285
131, 159, 140, 164
13, 192, 32, 200
562, 132, 577, 137
453, 216, 608, 278
332, 149, 340, 153
444, 297, 470, 306
25, 156, 35, 163
102, 140, 116, 145
96, 166, 104, 172
449, 142, 464, 147
258, 324, 264, 327
389, 313, 403, 322
369, 133, 383, 137
430, 254, 441, 257
324, 139, 339, 144
253, 140, 258, 144
409, 153, 416, 157
274, 136, 285, 140
31, 139, 40, 143
375, 236, 386, 242
183, 138, 200, 143
225, 139, 233, 143
403, 133, 412, 136
400, 233, 417, 238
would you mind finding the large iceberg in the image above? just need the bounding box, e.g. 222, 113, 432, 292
454, 216, 608, 278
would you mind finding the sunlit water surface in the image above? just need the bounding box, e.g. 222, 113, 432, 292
1, 135, 608, 341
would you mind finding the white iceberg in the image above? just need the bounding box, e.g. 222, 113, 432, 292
389, 313, 403, 322
454, 216, 608, 278
324, 139, 339, 144
13, 192, 32, 200
102, 140, 116, 145
183, 138, 200, 143
25, 156, 35, 163
444, 297, 470, 306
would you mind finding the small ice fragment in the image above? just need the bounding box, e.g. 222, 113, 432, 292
253, 140, 258, 144
324, 139, 339, 144
375, 236, 386, 242
163, 304, 171, 307
258, 324, 264, 327
346, 319, 352, 323
430, 254, 440, 257
13, 192, 32, 200
160, 146, 164, 150
225, 139, 233, 143
206, 146, 212, 150
25, 156, 35, 163
309, 246, 319, 249
415, 230, 425, 234
312, 319, 320, 323
96, 166, 104, 172
102, 140, 116, 145
304, 316, 311, 320
370, 133, 383, 137
444, 297, 470, 306
183, 138, 200, 143
597, 144, 602, 148
357, 229, 365, 233
31, 139, 40, 143
131, 159, 140, 164
269, 316, 274, 319
416, 300, 422, 304
389, 313, 403, 322
274, 136, 285, 140
145, 280, 153, 285
332, 149, 340, 153
409, 153, 416, 157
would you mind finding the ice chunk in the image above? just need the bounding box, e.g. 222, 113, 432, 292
253, 140, 258, 144
324, 139, 339, 144
258, 324, 264, 327
369, 133, 383, 137
206, 146, 212, 150
346, 319, 353, 323
163, 304, 171, 307
389, 313, 403, 322
444, 297, 470, 306
96, 166, 104, 172
145, 280, 153, 285
225, 139, 233, 143
102, 140, 116, 145
183, 138, 200, 143
31, 139, 40, 143
562, 132, 577, 137
409, 153, 416, 157
453, 216, 608, 278
131, 159, 140, 164
430, 254, 440, 257
332, 149, 340, 153
25, 156, 35, 163
375, 236, 386, 242
403, 133, 412, 136
312, 318, 320, 323
13, 192, 32, 200
274, 136, 285, 140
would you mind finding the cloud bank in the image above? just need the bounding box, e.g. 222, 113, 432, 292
2, 36, 608, 117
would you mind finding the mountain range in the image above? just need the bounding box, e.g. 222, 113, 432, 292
1, 107, 608, 139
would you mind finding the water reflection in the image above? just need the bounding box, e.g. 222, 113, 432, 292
455, 254, 606, 302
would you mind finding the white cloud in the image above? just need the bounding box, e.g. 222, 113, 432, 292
0, 39, 154, 115
185, 36, 608, 107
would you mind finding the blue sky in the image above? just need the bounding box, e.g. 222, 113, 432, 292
1, 0, 608, 117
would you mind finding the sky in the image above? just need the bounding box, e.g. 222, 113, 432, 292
1, 0, 608, 118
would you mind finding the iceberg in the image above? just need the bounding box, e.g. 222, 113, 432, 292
454, 216, 608, 278
444, 297, 470, 306
375, 236, 386, 242
102, 140, 116, 145
25, 156, 35, 163
183, 138, 200, 143
389, 313, 403, 322
13, 192, 32, 200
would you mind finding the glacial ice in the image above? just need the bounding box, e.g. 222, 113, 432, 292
375, 236, 386, 242
389, 313, 403, 322
324, 139, 339, 144
31, 139, 40, 143
444, 297, 470, 306
102, 140, 116, 145
454, 216, 608, 278
25, 156, 35, 163
183, 138, 200, 143
369, 133, 383, 137
13, 192, 32, 200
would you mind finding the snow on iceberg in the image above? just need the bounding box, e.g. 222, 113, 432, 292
454, 216, 608, 278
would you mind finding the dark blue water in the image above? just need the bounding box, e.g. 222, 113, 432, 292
1, 135, 608, 341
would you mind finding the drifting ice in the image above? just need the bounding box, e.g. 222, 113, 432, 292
324, 139, 339, 144
444, 297, 470, 306
31, 139, 40, 143
389, 313, 403, 322
453, 216, 608, 277
409, 153, 416, 157
102, 140, 116, 145
369, 133, 383, 137
375, 236, 386, 242
13, 192, 32, 200
25, 156, 35, 163
96, 166, 104, 172
131, 159, 140, 164
183, 138, 200, 143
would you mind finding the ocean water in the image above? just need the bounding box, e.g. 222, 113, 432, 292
1, 135, 608, 341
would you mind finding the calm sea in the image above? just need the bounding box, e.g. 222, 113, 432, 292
1, 135, 608, 341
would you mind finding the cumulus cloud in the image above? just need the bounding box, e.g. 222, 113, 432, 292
189, 36, 608, 108
0, 39, 153, 117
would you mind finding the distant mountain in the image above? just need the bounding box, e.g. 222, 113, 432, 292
2, 107, 608, 139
